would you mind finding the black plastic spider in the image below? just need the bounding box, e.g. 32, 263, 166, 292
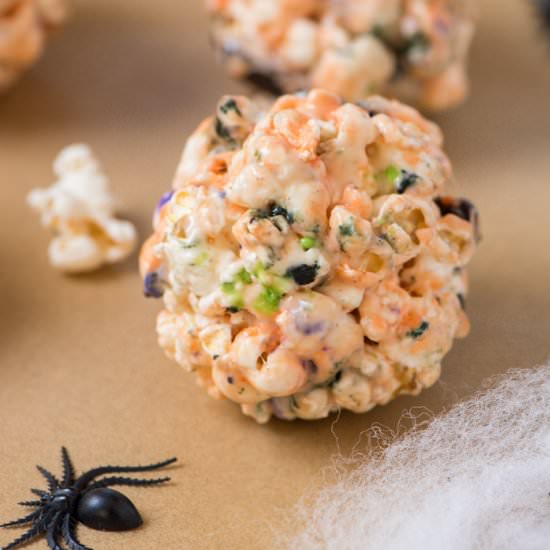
1, 448, 177, 550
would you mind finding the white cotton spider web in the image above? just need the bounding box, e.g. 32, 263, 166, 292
285, 363, 550, 550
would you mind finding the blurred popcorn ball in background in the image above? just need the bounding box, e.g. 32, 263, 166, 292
0, 0, 68, 92
207, 0, 476, 111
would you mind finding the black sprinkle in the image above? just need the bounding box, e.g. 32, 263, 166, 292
407, 321, 430, 340
396, 171, 419, 193
227, 376, 234, 384
286, 263, 319, 286
226, 306, 240, 313
356, 100, 380, 117
398, 32, 431, 57
269, 204, 294, 224
219, 98, 242, 116
435, 196, 481, 242
252, 202, 294, 225
338, 223, 354, 237
457, 294, 466, 310
214, 117, 235, 144
245, 72, 284, 96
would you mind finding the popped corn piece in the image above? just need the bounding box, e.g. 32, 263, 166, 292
27, 144, 137, 273
141, 90, 479, 422
208, 0, 476, 111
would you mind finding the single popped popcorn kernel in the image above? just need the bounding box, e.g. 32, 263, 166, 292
28, 144, 137, 273
140, 90, 479, 423
207, 0, 475, 111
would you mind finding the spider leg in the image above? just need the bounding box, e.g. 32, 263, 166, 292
61, 515, 92, 550
74, 457, 177, 490
31, 488, 49, 499
60, 447, 75, 487
18, 501, 42, 508
86, 475, 171, 491
45, 513, 64, 550
1, 511, 53, 550
1, 509, 44, 528
36, 465, 60, 493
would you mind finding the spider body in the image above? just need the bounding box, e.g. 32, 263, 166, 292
1, 448, 176, 550
76, 488, 142, 531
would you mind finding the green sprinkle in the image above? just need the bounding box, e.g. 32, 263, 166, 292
235, 268, 252, 285
254, 150, 262, 162
252, 262, 265, 277
221, 282, 235, 294
274, 275, 293, 294
191, 251, 209, 266
230, 296, 244, 310
254, 286, 282, 314
221, 280, 244, 310
384, 165, 401, 184
300, 236, 318, 251
407, 321, 430, 340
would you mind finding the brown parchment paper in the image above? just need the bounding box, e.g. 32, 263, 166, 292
1, 0, 549, 548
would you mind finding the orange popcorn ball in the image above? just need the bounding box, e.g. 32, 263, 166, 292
141, 90, 479, 423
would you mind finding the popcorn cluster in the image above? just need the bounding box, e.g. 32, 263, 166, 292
0, 0, 68, 92
28, 144, 137, 273
207, 0, 475, 111
140, 90, 478, 423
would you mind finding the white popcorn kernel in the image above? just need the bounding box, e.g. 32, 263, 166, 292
27, 144, 137, 273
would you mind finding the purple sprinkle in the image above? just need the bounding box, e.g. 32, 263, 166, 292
218, 190, 227, 199
435, 17, 449, 33
301, 359, 318, 374
270, 398, 287, 419
296, 320, 326, 336
156, 190, 174, 212
143, 272, 163, 299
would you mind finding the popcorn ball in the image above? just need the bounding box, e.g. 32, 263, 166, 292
0, 0, 68, 92
140, 90, 479, 423
207, 0, 475, 111
28, 144, 137, 273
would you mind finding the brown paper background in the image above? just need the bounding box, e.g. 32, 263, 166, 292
1, 0, 549, 548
